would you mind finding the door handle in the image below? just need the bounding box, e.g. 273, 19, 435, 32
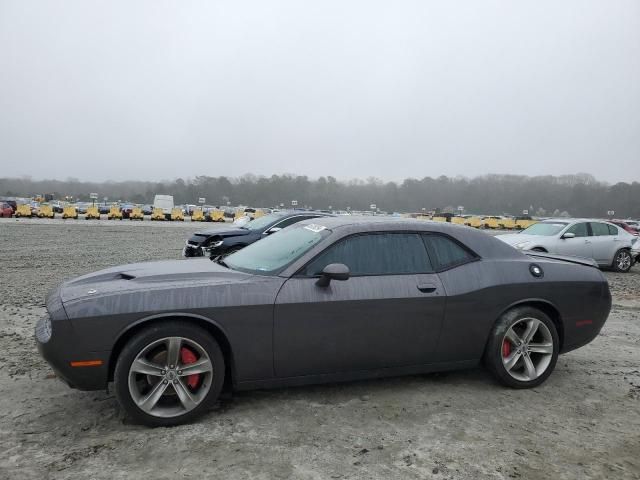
417, 283, 437, 293
584, 240, 591, 244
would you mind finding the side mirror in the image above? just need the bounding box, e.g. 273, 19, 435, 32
265, 226, 282, 235
316, 263, 350, 287
562, 232, 576, 239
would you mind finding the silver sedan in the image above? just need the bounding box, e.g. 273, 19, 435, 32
497, 219, 636, 273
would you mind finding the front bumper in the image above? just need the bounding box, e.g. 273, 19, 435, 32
183, 240, 225, 258
35, 314, 110, 391
183, 243, 204, 257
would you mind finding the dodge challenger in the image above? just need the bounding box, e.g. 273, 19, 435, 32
36, 217, 611, 426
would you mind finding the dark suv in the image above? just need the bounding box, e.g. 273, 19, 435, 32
183, 211, 331, 257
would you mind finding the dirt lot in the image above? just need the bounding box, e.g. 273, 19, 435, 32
1, 218, 639, 480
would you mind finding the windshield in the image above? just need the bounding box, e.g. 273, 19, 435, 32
225, 224, 330, 275
521, 222, 567, 236
242, 213, 286, 231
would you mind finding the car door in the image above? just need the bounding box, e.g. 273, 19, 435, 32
554, 222, 593, 259
588, 222, 618, 265
273, 232, 446, 377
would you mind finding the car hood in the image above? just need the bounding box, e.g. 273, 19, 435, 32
194, 228, 252, 238
496, 234, 546, 246
60, 259, 253, 304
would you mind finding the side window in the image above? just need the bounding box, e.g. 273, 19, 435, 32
566, 222, 589, 237
422, 234, 475, 271
590, 222, 610, 236
607, 224, 619, 236
303, 233, 433, 276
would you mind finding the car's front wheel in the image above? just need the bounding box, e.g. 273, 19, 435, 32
485, 307, 559, 388
114, 322, 225, 427
612, 249, 632, 273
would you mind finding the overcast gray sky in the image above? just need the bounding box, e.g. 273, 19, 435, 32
1, 0, 638, 183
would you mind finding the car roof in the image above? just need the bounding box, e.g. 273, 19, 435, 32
284, 215, 524, 266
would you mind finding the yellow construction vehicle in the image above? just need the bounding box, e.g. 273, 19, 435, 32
85, 206, 100, 220
15, 204, 33, 218
191, 209, 205, 221
62, 206, 78, 219
170, 207, 184, 221
151, 208, 166, 221
253, 209, 265, 219
207, 209, 225, 222
500, 217, 517, 230
465, 217, 483, 228
482, 217, 500, 229
129, 207, 144, 220
37, 204, 55, 218
234, 209, 246, 221
107, 205, 123, 220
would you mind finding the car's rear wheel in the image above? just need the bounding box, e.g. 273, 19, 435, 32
485, 307, 559, 388
612, 249, 632, 273
114, 322, 225, 427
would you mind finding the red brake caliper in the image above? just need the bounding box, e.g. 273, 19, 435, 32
180, 347, 200, 389
502, 339, 512, 358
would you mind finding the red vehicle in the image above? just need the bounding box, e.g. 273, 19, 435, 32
611, 220, 639, 236
0, 202, 13, 217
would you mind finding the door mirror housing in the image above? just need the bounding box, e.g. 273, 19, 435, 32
316, 263, 350, 287
562, 232, 576, 239
265, 226, 282, 235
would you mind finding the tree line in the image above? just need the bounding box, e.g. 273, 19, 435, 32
1, 173, 638, 218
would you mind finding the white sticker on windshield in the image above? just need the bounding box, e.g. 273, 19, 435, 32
304, 224, 327, 233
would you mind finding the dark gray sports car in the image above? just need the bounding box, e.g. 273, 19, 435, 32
36, 217, 611, 427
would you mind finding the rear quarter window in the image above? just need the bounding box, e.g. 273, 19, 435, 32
422, 234, 476, 271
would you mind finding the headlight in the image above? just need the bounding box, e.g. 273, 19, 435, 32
35, 314, 52, 343
515, 241, 531, 249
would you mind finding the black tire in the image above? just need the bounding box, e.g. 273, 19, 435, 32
531, 247, 547, 252
612, 249, 632, 273
114, 322, 225, 427
484, 306, 559, 389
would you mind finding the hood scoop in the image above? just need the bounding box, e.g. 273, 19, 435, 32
69, 271, 136, 286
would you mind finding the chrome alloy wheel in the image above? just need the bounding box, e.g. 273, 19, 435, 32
615, 250, 632, 271
128, 337, 214, 418
501, 318, 554, 382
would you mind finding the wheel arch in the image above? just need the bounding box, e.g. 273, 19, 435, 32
495, 299, 564, 350
107, 312, 237, 390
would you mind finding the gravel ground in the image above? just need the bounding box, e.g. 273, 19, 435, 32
0, 218, 639, 480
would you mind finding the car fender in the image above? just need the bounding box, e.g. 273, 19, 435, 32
493, 297, 564, 347
108, 311, 237, 387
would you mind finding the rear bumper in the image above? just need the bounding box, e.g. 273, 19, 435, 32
560, 281, 612, 354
